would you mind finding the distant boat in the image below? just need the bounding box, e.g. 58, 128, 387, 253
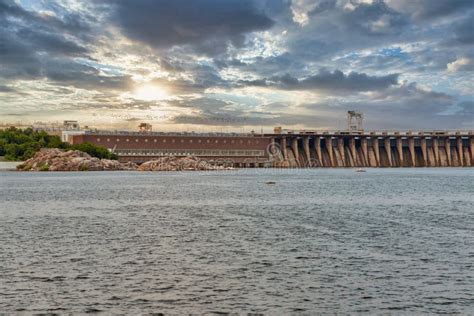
265, 181, 276, 185
355, 168, 366, 172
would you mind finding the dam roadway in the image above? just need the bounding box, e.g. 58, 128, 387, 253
71, 130, 473, 167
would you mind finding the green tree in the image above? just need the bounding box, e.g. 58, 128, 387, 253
70, 142, 118, 160
0, 128, 117, 161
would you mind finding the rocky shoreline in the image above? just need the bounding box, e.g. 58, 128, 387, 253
16, 148, 222, 172
137, 156, 221, 171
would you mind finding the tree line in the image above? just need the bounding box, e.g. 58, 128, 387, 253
0, 127, 118, 161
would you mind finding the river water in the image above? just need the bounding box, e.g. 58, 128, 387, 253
0, 168, 473, 314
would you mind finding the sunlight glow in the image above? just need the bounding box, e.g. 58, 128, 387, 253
134, 84, 169, 101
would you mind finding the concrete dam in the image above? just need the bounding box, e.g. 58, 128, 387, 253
68, 129, 474, 168
269, 131, 474, 168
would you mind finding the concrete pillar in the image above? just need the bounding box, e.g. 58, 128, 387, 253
373, 138, 380, 167
291, 137, 299, 166
326, 137, 334, 167
384, 138, 392, 167
349, 137, 356, 167
361, 137, 368, 166
421, 137, 427, 166
315, 136, 322, 166
457, 137, 463, 166
408, 137, 415, 167
303, 136, 311, 167
338, 137, 345, 166
433, 137, 439, 167
396, 137, 403, 166
464, 147, 471, 167
445, 137, 451, 166
269, 138, 276, 164
281, 137, 288, 161
470, 137, 474, 163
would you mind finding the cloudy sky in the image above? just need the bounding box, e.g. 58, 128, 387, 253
0, 0, 473, 131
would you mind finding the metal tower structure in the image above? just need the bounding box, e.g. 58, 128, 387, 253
347, 111, 363, 132
138, 123, 152, 133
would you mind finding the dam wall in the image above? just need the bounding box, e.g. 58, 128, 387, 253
270, 132, 473, 168
72, 132, 272, 166
71, 130, 474, 167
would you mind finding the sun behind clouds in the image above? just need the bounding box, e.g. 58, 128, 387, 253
133, 84, 169, 101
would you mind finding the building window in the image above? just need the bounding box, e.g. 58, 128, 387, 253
145, 139, 148, 142
248, 140, 251, 144
117, 139, 120, 142
223, 140, 226, 143
231, 140, 235, 144
215, 140, 219, 143
154, 139, 157, 142
240, 140, 243, 144
107, 138, 110, 142
172, 139, 175, 143
190, 139, 193, 143
198, 139, 201, 143
97, 138, 101, 142
207, 140, 210, 143
163, 139, 166, 143
126, 139, 129, 142
135, 139, 139, 142
181, 139, 184, 143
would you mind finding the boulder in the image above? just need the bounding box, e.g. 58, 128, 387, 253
137, 156, 220, 171
17, 148, 221, 172
17, 148, 136, 171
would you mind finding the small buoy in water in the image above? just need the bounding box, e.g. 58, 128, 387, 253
355, 168, 366, 172
265, 181, 276, 185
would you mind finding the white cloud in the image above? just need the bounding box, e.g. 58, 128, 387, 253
290, 0, 319, 26
447, 57, 473, 73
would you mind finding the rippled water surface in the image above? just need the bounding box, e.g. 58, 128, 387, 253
1, 169, 473, 314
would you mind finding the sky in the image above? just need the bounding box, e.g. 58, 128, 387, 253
0, 0, 473, 132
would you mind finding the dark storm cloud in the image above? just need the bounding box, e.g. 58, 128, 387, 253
16, 28, 87, 55
283, 0, 410, 63
387, 0, 473, 20
106, 0, 274, 55
221, 53, 307, 78
0, 0, 136, 93
450, 13, 474, 45
457, 101, 474, 116
308, 0, 336, 15
0, 0, 93, 40
340, 1, 408, 36
0, 85, 16, 93
0, 0, 93, 80
159, 59, 185, 73
45, 65, 133, 91
240, 70, 399, 92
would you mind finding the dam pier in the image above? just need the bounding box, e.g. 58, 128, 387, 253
269, 130, 473, 168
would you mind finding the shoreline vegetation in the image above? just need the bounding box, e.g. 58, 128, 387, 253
1, 128, 229, 172
0, 127, 117, 161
